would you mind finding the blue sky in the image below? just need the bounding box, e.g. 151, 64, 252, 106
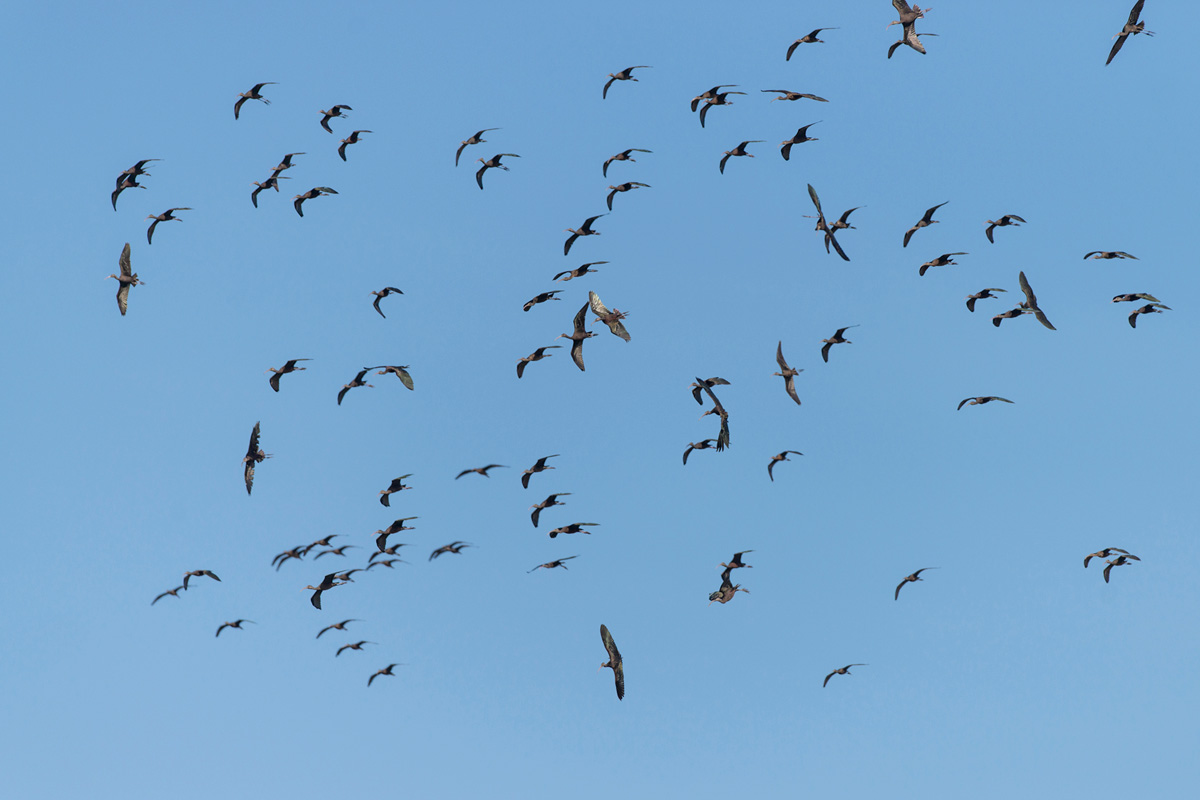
4, 2, 1197, 797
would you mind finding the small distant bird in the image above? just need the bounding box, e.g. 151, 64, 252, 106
293, 187, 337, 217
559, 302, 597, 371
603, 65, 650, 99
456, 128, 500, 166
773, 342, 803, 406
690, 85, 738, 113
145, 208, 191, 245
821, 326, 859, 363
984, 214, 1026, 243
370, 287, 404, 318
336, 640, 376, 657
215, 619, 255, 637
787, 28, 838, 59
369, 664, 403, 686
553, 262, 607, 282
698, 91, 746, 128
334, 569, 364, 584
529, 556, 579, 573
366, 559, 404, 571
762, 89, 829, 102
375, 518, 418, 552
919, 252, 967, 276
603, 149, 651, 178
1018, 270, 1056, 330
720, 140, 762, 174
1084, 548, 1138, 569
268, 358, 311, 392
429, 541, 472, 560
966, 288, 1006, 312
690, 377, 731, 406
564, 215, 605, 256
1111, 293, 1160, 304
1106, 0, 1153, 65
682, 440, 717, 465
767, 451, 803, 481
823, 664, 866, 688
370, 543, 412, 564
895, 567, 937, 600
270, 152, 305, 179
313, 545, 359, 561
521, 455, 560, 489
379, 475, 413, 507
456, 464, 507, 479
373, 365, 415, 390
588, 290, 631, 342
306, 571, 346, 610
338, 130, 372, 161
523, 290, 563, 312
887, 1, 935, 58
548, 522, 597, 539
1103, 555, 1136, 583
243, 421, 270, 495
780, 124, 820, 161
806, 184, 850, 261
272, 547, 306, 570
476, 153, 519, 190
599, 624, 624, 700
318, 105, 352, 133
316, 619, 360, 639
992, 307, 1030, 327
530, 493, 571, 528
903, 201, 948, 247
234, 82, 276, 119
719, 551, 754, 572
517, 345, 561, 378
337, 368, 374, 406
105, 242, 143, 316
1084, 251, 1138, 260
251, 175, 289, 208
152, 585, 186, 605
606, 182, 650, 211
111, 174, 146, 210
957, 396, 1014, 410
183, 570, 221, 590
1128, 303, 1170, 328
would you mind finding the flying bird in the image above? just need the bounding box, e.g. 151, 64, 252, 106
1084, 548, 1138, 569
369, 664, 403, 686
903, 201, 948, 247
762, 89, 829, 102
719, 551, 754, 572
787, 28, 838, 59
429, 541, 472, 560
824, 664, 866, 688
992, 307, 1030, 327
720, 140, 762, 174
251, 175, 289, 207
606, 182, 650, 211
316, 619, 360, 639
1103, 555, 1136, 583
106, 242, 143, 316
456, 128, 500, 166
683, 439, 718, 465
234, 82, 276, 119
337, 130, 372, 161
476, 153, 520, 189
690, 85, 738, 113
521, 455, 559, 488
603, 65, 650, 99
1018, 271, 1056, 330
559, 302, 596, 371
267, 358, 311, 392
242, 421, 270, 495
336, 641, 377, 657
553, 262, 607, 282
548, 522, 598, 539
690, 377, 731, 406
887, 1, 935, 58
709, 573, 750, 605
1084, 251, 1138, 260
115, 159, 159, 190
270, 152, 305, 179
603, 149, 651, 178
895, 567, 936, 600
821, 326, 859, 363
1128, 303, 1170, 328
375, 518, 417, 552
1112, 293, 1160, 304
215, 620, 255, 638
182, 570, 220, 590
767, 451, 803, 481
563, 214, 605, 256
313, 545, 359, 561
957, 396, 1014, 410
773, 342, 803, 406
588, 291, 631, 341
337, 369, 374, 406
599, 624, 624, 700
919, 252, 967, 276
966, 288, 1006, 312
293, 187, 337, 217
985, 214, 1025, 243
806, 184, 849, 261
780, 124, 820, 161
372, 365, 415, 390
529, 556, 578, 573
151, 585, 186, 605
456, 464, 507, 479
370, 286, 403, 318
523, 290, 563, 312
530, 493, 571, 528
111, 174, 146, 210
318, 105, 352, 133
1107, 0, 1153, 65
379, 475, 413, 507
145, 207, 191, 245
698, 91, 746, 128
306, 571, 346, 610
517, 345, 561, 378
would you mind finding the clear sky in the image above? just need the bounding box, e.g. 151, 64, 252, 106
3, 2, 1197, 798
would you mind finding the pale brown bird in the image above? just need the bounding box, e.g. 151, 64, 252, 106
105, 242, 143, 316
588, 290, 631, 342
780, 124, 819, 161
111, 174, 146, 210
558, 302, 597, 371
603, 66, 650, 99
476, 153, 520, 190
1018, 270, 1056, 330
242, 421, 270, 495
182, 570, 221, 590
379, 474, 413, 507
919, 252, 967, 276
429, 541, 472, 560
548, 522, 597, 539
456, 464, 507, 479
272, 547, 306, 570
564, 214, 605, 256
773, 342, 803, 406
1084, 251, 1138, 260
690, 85, 738, 113
992, 307, 1030, 327
762, 89, 829, 103
293, 187, 337, 217
521, 454, 560, 488
553, 262, 607, 282
821, 326, 859, 363
529, 556, 578, 573
1107, 0, 1153, 65
708, 575, 750, 605
606, 182, 650, 211
366, 558, 405, 571
768, 451, 803, 481
318, 104, 352, 133
787, 28, 838, 59
456, 128, 500, 166
895, 567, 936, 600
316, 619, 360, 639
690, 377, 731, 406
372, 365, 414, 390
338, 130, 372, 161
234, 82, 276, 119
337, 368, 374, 406
824, 664, 866, 688
145, 208, 191, 245
152, 585, 186, 605
599, 624, 624, 700
1128, 303, 1170, 328
531, 493, 571, 528
336, 640, 376, 657
957, 396, 1014, 410
369, 664, 403, 686
313, 545, 359, 561
523, 290, 563, 312
887, 1, 935, 58
1103, 555, 1136, 583
720, 140, 762, 174
806, 184, 849, 261
966, 288, 1006, 312
270, 152, 305, 179
251, 175, 289, 207
603, 149, 651, 178
699, 91, 746, 128
517, 345, 562, 378
370, 543, 412, 563
370, 287, 403, 318
306, 571, 346, 610
268, 358, 311, 392
682, 439, 717, 465
985, 214, 1025, 243
215, 620, 255, 637
903, 201, 948, 247
1084, 548, 1137, 569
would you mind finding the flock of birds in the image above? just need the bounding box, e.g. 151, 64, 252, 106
119, 0, 1162, 699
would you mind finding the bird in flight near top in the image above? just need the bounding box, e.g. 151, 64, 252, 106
1107, 0, 1153, 65
603, 66, 650, 99
787, 28, 838, 60
234, 82, 276, 119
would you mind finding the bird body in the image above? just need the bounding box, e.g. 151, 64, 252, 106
145, 207, 191, 245
821, 325, 859, 363
242, 421, 270, 494
780, 124, 819, 161
957, 396, 1013, 410
559, 302, 596, 371
338, 130, 372, 161
456, 128, 500, 166
603, 66, 650, 99
318, 105, 352, 133
548, 522, 597, 539
1107, 0, 1153, 65
293, 187, 337, 217
720, 140, 762, 174
895, 567, 937, 600
564, 215, 604, 256
985, 214, 1025, 243
903, 201, 948, 247
106, 242, 143, 316
476, 153, 519, 190
234, 83, 275, 119
599, 624, 624, 700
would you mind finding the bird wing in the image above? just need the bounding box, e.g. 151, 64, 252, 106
570, 338, 586, 371
768, 459, 776, 481
893, 0, 912, 12
606, 188, 617, 211
234, 96, 247, 119
783, 375, 800, 405
806, 184, 823, 216
475, 164, 487, 190
698, 102, 712, 128
985, 224, 996, 244
821, 342, 832, 363
600, 624, 622, 664
393, 368, 414, 390
563, 233, 580, 256
922, 202, 948, 223
824, 671, 836, 687
894, 580, 906, 600
786, 41, 801, 61
779, 143, 792, 162
293, 196, 305, 217
957, 398, 973, 410
826, 230, 849, 261
115, 282, 130, 316
776, 341, 789, 371
602, 76, 616, 99
338, 142, 348, 161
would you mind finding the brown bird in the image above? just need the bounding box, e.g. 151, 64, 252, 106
768, 451, 804, 481
366, 559, 405, 571
1128, 303, 1170, 328
105, 242, 143, 316
693, 377, 732, 452
429, 541, 472, 560
251, 175, 289, 207
957, 396, 1014, 410
293, 187, 337, 217
234, 82, 276, 119
370, 543, 412, 563
318, 104, 352, 133
603, 149, 651, 178
966, 288, 1006, 312
780, 124, 820, 161
111, 174, 147, 210
215, 619, 255, 638
548, 522, 598, 539
267, 358, 311, 392
919, 252, 967, 276
606, 182, 650, 211
603, 66, 651, 99
559, 302, 597, 371
1107, 0, 1153, 65
306, 571, 346, 610
531, 493, 571, 528
762, 89, 829, 102
1084, 548, 1138, 569
1112, 293, 1160, 304
895, 567, 937, 600
821, 325, 859, 363
313, 545, 359, 561
553, 262, 607, 282
708, 575, 750, 605
992, 307, 1030, 327
517, 345, 562, 378
720, 140, 762, 174
272, 547, 306, 570
564, 214, 605, 256
152, 585, 186, 605
456, 128, 500, 166
984, 214, 1025, 243
336, 640, 376, 657
823, 664, 866, 688
903, 201, 948, 247
379, 474, 413, 507
529, 556, 579, 573
456, 464, 507, 479
338, 130, 372, 161
690, 377, 731, 406
372, 365, 415, 390
588, 290, 632, 342
182, 570, 221, 590
599, 624, 624, 700
115, 159, 159, 190
476, 153, 520, 190
242, 421, 270, 495
523, 290, 563, 312
1018, 270, 1056, 330
787, 28, 838, 59
699, 91, 746, 128
887, 1, 935, 58
772, 342, 803, 406
828, 207, 863, 236
375, 518, 418, 552
337, 368, 374, 406
145, 207, 191, 245
521, 455, 560, 489
1084, 251, 1138, 260
370, 287, 403, 318
806, 184, 850, 261
719, 551, 754, 572
316, 619, 360, 639
270, 152, 305, 179
682, 440, 717, 465
369, 663, 403, 686
690, 85, 738, 113
1103, 555, 1136, 583
303, 535, 340, 554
